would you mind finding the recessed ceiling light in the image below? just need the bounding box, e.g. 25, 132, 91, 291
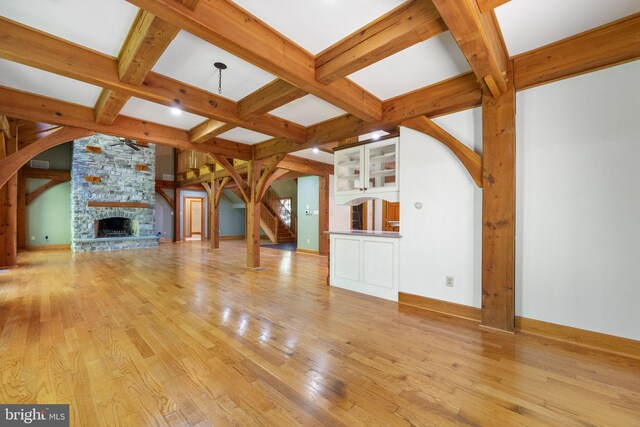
170, 107, 182, 116
312, 147, 319, 154
372, 132, 381, 140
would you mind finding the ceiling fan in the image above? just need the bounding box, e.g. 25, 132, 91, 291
109, 137, 148, 151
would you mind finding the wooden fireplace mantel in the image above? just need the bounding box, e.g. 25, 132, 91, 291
87, 201, 149, 208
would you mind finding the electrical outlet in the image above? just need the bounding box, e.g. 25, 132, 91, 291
446, 276, 454, 287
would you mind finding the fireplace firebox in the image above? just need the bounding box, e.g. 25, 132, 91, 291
95, 217, 139, 238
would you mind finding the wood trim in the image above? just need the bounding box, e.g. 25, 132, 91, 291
296, 248, 319, 255
513, 13, 640, 91
87, 201, 149, 208
184, 196, 205, 238
331, 133, 398, 152
25, 243, 70, 251
516, 316, 640, 360
398, 292, 481, 322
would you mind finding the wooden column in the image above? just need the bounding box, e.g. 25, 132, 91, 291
0, 133, 18, 268
481, 64, 516, 332
246, 160, 261, 268
318, 174, 329, 256
210, 178, 220, 249
17, 167, 26, 251
174, 187, 181, 242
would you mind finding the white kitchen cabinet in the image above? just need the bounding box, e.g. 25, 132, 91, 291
334, 138, 398, 205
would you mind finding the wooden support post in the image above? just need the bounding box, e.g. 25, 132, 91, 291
481, 63, 516, 332
0, 133, 18, 267
318, 174, 329, 256
174, 187, 181, 242
17, 167, 26, 251
246, 160, 261, 268
210, 178, 220, 249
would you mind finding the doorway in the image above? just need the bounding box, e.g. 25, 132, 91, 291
350, 202, 368, 230
184, 197, 204, 240
382, 201, 400, 231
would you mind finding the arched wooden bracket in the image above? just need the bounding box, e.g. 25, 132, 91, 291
0, 126, 93, 188
254, 153, 286, 202
402, 116, 483, 188
26, 178, 68, 205
215, 177, 230, 206
155, 187, 175, 211
212, 154, 250, 203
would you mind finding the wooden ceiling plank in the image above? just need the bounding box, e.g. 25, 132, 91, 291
126, 0, 383, 122
189, 119, 236, 144
402, 115, 482, 187
0, 85, 253, 160
431, 0, 508, 97
0, 17, 305, 142
238, 79, 307, 119
476, 0, 511, 13
513, 13, 640, 91
315, 0, 446, 84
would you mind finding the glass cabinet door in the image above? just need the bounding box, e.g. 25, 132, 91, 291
365, 140, 397, 191
335, 147, 363, 194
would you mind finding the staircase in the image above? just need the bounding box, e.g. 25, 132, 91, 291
231, 187, 296, 244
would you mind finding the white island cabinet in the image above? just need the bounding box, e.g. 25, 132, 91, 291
328, 231, 400, 301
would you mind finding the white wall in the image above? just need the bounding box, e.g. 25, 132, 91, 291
399, 108, 483, 307
516, 61, 640, 340
329, 174, 351, 231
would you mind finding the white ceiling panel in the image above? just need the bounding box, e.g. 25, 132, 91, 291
120, 97, 207, 130
269, 95, 346, 126
496, 0, 640, 56
217, 128, 273, 145
0, 0, 138, 57
0, 59, 102, 107
153, 30, 276, 101
347, 32, 471, 100
291, 149, 333, 165
232, 0, 405, 55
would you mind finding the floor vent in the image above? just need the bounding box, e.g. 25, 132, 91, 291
30, 159, 50, 169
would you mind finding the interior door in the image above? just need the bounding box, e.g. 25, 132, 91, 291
191, 199, 202, 235
383, 201, 400, 231
184, 197, 205, 238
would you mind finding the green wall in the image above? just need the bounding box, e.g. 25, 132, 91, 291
26, 142, 72, 246
297, 176, 319, 251
26, 179, 71, 245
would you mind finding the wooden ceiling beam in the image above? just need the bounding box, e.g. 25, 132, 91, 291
127, 0, 383, 122
0, 17, 305, 142
188, 119, 236, 144
431, 0, 508, 97
475, 0, 510, 13
513, 13, 640, 91
315, 0, 446, 84
0, 86, 253, 160
238, 79, 307, 119
254, 72, 482, 159
95, 1, 200, 125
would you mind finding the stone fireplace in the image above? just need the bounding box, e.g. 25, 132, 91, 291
71, 134, 158, 252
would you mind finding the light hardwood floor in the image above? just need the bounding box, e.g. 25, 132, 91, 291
1, 241, 639, 426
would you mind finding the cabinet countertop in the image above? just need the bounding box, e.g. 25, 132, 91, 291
324, 230, 402, 238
